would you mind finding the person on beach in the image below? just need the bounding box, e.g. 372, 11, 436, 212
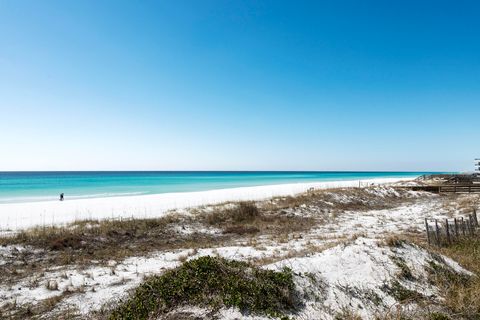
60, 193, 64, 201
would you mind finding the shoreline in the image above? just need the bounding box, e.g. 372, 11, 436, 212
0, 177, 414, 231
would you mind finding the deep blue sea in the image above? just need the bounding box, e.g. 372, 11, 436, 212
0, 171, 436, 204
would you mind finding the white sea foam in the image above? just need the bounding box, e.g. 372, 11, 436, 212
0, 177, 413, 231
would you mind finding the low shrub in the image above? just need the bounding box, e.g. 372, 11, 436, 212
109, 256, 299, 319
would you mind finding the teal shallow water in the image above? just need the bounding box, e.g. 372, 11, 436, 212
0, 171, 436, 204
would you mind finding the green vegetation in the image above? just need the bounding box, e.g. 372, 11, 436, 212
109, 256, 299, 320
384, 280, 423, 303
391, 256, 415, 281
428, 312, 451, 320
426, 260, 469, 287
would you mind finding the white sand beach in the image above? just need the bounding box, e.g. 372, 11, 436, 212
0, 177, 413, 231
3, 178, 476, 319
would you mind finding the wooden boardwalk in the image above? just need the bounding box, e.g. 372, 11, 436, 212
395, 184, 480, 194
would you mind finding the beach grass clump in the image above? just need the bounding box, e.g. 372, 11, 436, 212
334, 309, 363, 320
205, 201, 260, 225
383, 235, 407, 248
428, 312, 451, 320
109, 256, 298, 320
202, 201, 314, 236
233, 201, 260, 222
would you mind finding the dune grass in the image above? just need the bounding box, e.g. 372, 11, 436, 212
200, 201, 315, 236
431, 238, 480, 319
380, 233, 480, 320
384, 234, 480, 319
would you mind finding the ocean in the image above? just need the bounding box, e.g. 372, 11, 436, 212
0, 171, 435, 204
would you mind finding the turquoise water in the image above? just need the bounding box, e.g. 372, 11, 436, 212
0, 171, 435, 204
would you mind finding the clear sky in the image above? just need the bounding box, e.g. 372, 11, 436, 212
0, 1, 479, 171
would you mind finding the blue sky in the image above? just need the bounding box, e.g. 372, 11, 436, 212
0, 1, 479, 171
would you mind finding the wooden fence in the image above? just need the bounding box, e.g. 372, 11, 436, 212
425, 209, 479, 246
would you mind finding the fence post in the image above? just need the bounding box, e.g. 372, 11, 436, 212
462, 217, 466, 236
445, 219, 451, 244
470, 215, 475, 236
435, 219, 440, 246
474, 209, 478, 227
454, 218, 459, 238
425, 218, 431, 245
